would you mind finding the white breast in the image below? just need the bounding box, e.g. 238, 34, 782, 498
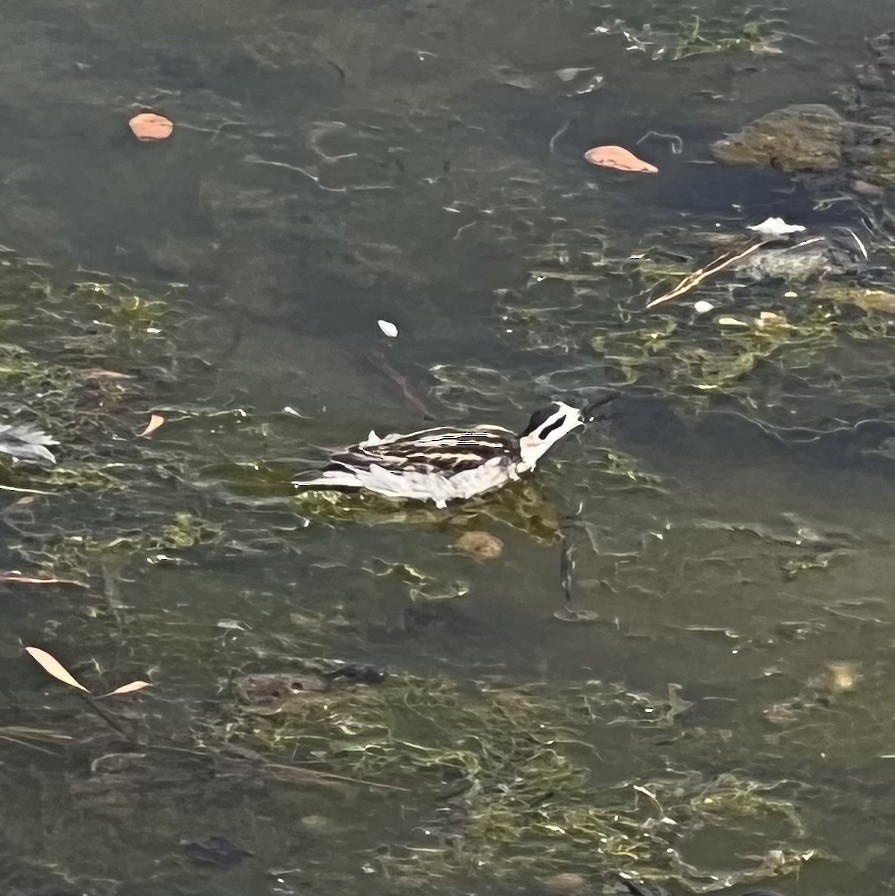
353, 457, 519, 507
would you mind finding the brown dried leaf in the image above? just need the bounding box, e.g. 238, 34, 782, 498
25, 647, 91, 693
129, 112, 174, 142
584, 145, 658, 174
138, 413, 165, 438
103, 680, 153, 697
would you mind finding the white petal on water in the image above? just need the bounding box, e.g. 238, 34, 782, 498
747, 217, 806, 236
377, 319, 399, 338
693, 301, 714, 314
717, 316, 750, 327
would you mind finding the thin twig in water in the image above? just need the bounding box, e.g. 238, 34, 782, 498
645, 238, 775, 308
559, 501, 584, 605
101, 558, 124, 630
1, 572, 88, 588
560, 530, 576, 605
156, 742, 410, 792
0, 725, 73, 754
0, 484, 55, 495
76, 691, 136, 742
366, 352, 431, 417
636, 131, 683, 154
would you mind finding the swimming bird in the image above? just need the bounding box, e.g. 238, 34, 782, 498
292, 400, 593, 508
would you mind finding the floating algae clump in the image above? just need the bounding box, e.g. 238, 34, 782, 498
590, 305, 842, 394
15, 512, 221, 579
290, 480, 563, 542
225, 675, 816, 888
0, 248, 185, 502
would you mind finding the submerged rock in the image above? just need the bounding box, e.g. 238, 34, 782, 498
455, 529, 504, 560
712, 104, 895, 187
736, 233, 863, 282
853, 31, 895, 127
712, 36, 895, 189
233, 664, 386, 706
843, 121, 895, 187
711, 104, 844, 173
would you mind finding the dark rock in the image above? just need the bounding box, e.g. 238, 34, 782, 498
711, 103, 895, 188
851, 178, 885, 196
711, 104, 843, 172
853, 31, 895, 126
181, 835, 253, 869
844, 121, 895, 187
233, 664, 386, 706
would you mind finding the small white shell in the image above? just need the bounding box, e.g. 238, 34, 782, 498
377, 319, 399, 338
693, 300, 714, 314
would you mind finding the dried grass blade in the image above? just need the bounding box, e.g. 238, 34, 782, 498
645, 239, 774, 309
0, 485, 55, 496
0, 572, 88, 588
25, 646, 91, 693
0, 724, 73, 743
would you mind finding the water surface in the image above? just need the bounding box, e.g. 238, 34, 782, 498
1, 0, 895, 894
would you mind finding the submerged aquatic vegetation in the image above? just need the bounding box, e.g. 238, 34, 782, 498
0, 250, 181, 458
498, 216, 895, 446
670, 15, 786, 60
290, 481, 563, 542
224, 675, 816, 887
0, 248, 232, 587
14, 512, 221, 580
595, 6, 789, 62
762, 661, 895, 761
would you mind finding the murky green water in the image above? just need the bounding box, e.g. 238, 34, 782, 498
2, 0, 895, 894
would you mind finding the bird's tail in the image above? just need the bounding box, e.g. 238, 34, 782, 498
292, 469, 363, 490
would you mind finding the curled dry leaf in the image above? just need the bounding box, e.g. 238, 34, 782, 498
25, 647, 90, 693
103, 680, 153, 697
584, 145, 658, 174
138, 413, 165, 438
129, 112, 174, 142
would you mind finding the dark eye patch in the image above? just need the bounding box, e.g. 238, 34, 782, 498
538, 417, 565, 440
521, 403, 560, 436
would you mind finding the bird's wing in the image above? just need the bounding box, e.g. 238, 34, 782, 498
326, 426, 518, 475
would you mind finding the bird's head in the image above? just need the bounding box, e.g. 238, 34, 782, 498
517, 401, 585, 469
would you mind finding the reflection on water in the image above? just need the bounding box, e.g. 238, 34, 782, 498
1, 0, 895, 893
